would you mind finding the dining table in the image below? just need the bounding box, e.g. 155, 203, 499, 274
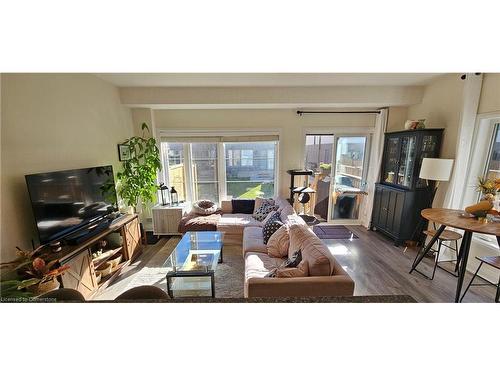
410, 208, 500, 302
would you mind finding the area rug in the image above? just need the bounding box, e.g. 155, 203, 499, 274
313, 225, 358, 240
94, 236, 245, 300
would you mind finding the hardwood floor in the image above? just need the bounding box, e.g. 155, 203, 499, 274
98, 227, 498, 302
330, 226, 498, 302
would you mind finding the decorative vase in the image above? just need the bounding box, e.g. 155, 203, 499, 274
28, 278, 60, 296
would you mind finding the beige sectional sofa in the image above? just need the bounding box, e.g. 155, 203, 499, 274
217, 197, 355, 298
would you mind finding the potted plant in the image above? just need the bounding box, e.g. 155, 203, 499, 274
117, 123, 162, 213
1, 246, 70, 297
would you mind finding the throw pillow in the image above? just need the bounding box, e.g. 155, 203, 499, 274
231, 199, 255, 214
254, 197, 275, 214
276, 260, 309, 278
267, 224, 290, 258
192, 200, 218, 215
262, 211, 283, 244
252, 202, 278, 221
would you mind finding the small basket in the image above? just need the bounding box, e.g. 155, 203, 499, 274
96, 262, 113, 277
107, 253, 123, 269
95, 271, 102, 284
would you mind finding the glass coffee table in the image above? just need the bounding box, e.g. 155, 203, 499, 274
163, 231, 223, 298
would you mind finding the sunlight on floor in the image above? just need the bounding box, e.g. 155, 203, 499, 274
327, 244, 351, 255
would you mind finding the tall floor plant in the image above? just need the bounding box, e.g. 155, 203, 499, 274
117, 123, 161, 212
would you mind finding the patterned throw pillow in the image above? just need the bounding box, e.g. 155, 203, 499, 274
262, 211, 283, 244
252, 201, 278, 221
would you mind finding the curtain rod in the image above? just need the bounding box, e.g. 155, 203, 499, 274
297, 110, 381, 116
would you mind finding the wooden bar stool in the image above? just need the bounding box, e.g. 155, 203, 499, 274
417, 226, 462, 280
460, 256, 500, 302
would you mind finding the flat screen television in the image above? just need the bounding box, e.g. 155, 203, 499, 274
25, 165, 118, 244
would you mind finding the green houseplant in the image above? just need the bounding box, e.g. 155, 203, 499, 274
117, 123, 162, 211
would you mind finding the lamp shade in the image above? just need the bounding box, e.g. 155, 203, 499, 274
419, 158, 454, 181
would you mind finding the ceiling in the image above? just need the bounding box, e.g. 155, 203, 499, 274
95, 73, 443, 88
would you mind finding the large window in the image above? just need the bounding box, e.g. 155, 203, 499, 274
225, 142, 276, 199
161, 138, 278, 203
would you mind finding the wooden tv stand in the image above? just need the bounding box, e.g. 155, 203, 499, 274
46, 214, 142, 300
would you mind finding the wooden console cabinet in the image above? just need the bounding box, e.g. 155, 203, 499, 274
52, 214, 142, 299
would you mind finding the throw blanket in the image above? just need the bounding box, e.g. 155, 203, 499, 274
177, 210, 222, 233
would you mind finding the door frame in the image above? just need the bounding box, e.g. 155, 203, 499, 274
303, 127, 373, 225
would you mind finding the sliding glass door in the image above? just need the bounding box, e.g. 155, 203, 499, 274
304, 133, 370, 223
304, 135, 334, 221
330, 136, 368, 221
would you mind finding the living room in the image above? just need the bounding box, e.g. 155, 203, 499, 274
2, 2, 500, 373
2, 72, 500, 303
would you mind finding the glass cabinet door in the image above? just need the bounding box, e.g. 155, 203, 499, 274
416, 134, 440, 188
383, 136, 400, 184
397, 135, 416, 188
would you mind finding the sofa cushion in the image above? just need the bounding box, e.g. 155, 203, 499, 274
288, 224, 338, 276
262, 211, 283, 244
266, 224, 290, 258
220, 200, 233, 214
232, 199, 255, 214
279, 204, 295, 222
276, 260, 309, 278
284, 213, 307, 227
242, 226, 268, 255
245, 252, 283, 282
217, 213, 263, 236
252, 202, 278, 221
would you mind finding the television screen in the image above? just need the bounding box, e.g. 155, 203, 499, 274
25, 165, 118, 244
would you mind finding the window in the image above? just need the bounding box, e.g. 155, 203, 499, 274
162, 142, 187, 202
485, 124, 500, 181
225, 142, 276, 199
161, 138, 278, 203
191, 143, 219, 202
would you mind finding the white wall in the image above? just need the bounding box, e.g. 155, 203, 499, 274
391, 74, 465, 208
1, 74, 134, 262
152, 108, 377, 199
478, 73, 500, 114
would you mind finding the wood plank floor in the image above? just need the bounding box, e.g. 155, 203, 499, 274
98, 227, 498, 302
332, 226, 498, 302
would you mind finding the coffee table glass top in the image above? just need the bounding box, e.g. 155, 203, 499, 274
163, 231, 223, 297
163, 231, 223, 273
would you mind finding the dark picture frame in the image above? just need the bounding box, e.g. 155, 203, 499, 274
117, 143, 131, 161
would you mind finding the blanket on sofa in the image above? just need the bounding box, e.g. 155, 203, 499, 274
177, 210, 222, 233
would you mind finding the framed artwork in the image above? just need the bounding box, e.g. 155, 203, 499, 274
118, 143, 131, 161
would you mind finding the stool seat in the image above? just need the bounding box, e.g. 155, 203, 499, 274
476, 256, 500, 270
423, 229, 462, 241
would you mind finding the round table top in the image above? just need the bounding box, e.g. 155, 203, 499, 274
421, 208, 500, 236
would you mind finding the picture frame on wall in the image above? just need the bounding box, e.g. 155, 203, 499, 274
118, 143, 131, 161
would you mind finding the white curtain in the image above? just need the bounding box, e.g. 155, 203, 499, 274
361, 108, 388, 228
443, 73, 483, 209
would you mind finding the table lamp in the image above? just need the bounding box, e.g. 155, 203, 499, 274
419, 158, 454, 206
405, 158, 455, 250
